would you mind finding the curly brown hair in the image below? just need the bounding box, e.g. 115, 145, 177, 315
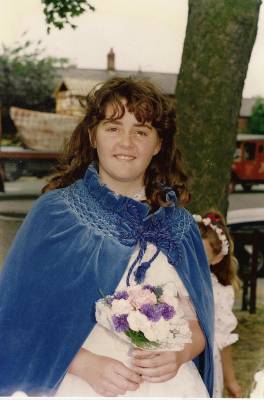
43, 76, 190, 209
198, 210, 241, 293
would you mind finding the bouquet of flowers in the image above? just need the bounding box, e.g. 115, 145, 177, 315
95, 282, 192, 351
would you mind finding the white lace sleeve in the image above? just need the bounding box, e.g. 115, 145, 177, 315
212, 275, 238, 350
178, 295, 197, 320
176, 278, 197, 321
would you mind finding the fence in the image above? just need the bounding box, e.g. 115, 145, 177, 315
232, 230, 264, 313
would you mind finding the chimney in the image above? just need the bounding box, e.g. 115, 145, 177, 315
107, 48, 115, 71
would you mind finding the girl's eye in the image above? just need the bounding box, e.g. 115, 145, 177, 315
135, 130, 148, 137
106, 126, 119, 133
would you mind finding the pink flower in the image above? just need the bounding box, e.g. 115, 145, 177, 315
128, 287, 157, 309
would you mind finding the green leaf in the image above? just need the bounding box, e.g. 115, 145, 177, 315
41, 0, 95, 32
125, 330, 159, 349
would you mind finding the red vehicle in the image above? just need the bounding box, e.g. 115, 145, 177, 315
231, 134, 264, 192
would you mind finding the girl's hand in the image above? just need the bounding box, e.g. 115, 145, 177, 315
132, 349, 181, 383
221, 346, 242, 398
225, 379, 242, 398
69, 348, 142, 396
131, 320, 205, 383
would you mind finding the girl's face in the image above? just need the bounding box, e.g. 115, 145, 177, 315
93, 99, 161, 196
202, 238, 223, 267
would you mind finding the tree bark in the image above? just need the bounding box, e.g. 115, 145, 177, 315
175, 0, 261, 215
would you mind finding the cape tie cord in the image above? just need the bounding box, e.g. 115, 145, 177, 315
134, 247, 160, 284
126, 239, 160, 286
126, 239, 147, 286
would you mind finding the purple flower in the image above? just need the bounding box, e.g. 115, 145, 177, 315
112, 314, 129, 332
140, 303, 175, 322
143, 284, 156, 293
114, 290, 129, 300
160, 303, 175, 320
140, 303, 164, 322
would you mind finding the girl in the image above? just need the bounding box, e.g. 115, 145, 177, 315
0, 77, 214, 397
194, 211, 242, 397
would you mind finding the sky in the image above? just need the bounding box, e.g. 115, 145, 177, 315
0, 0, 264, 98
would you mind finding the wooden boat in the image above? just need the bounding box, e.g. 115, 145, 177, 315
10, 107, 81, 152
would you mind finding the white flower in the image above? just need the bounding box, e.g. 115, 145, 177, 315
153, 318, 170, 341
162, 281, 178, 298
142, 327, 158, 342
202, 217, 211, 226
128, 287, 157, 309
111, 299, 133, 314
193, 214, 202, 222
127, 310, 150, 332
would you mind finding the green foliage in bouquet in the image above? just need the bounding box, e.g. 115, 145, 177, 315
153, 286, 163, 299
125, 329, 158, 350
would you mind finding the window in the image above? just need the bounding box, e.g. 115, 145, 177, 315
243, 142, 256, 160
258, 144, 264, 153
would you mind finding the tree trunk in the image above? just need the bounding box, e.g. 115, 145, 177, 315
175, 0, 261, 215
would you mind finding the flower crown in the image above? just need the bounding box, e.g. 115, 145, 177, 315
193, 214, 229, 256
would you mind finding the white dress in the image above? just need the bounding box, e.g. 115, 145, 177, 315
211, 273, 239, 398
56, 244, 209, 398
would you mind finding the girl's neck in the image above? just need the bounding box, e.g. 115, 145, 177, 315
99, 174, 145, 200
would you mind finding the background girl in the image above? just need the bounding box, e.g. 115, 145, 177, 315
194, 211, 242, 397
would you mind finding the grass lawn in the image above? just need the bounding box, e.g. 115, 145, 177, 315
232, 306, 264, 397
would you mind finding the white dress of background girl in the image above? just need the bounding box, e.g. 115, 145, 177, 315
211, 272, 238, 397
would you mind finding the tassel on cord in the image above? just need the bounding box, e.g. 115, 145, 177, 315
134, 249, 160, 284
126, 241, 160, 286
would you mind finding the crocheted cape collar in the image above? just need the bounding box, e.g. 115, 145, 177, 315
83, 164, 177, 222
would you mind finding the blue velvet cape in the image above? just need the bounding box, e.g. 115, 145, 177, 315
0, 165, 214, 396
